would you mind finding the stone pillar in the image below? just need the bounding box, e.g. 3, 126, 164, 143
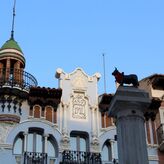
23, 132, 28, 152
44, 134, 49, 153
110, 139, 115, 161
63, 103, 68, 134
91, 106, 96, 136
108, 87, 151, 164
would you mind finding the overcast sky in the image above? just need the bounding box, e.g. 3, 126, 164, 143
0, 0, 164, 94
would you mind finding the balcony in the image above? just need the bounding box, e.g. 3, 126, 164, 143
0, 68, 37, 92
24, 152, 47, 164
157, 124, 164, 151
102, 159, 119, 164
61, 150, 102, 164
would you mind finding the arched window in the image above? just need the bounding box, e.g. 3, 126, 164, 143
13, 133, 24, 164
27, 132, 43, 153
13, 128, 58, 164
13, 133, 24, 155
45, 106, 53, 122
47, 135, 58, 164
101, 112, 113, 128
101, 140, 112, 162
69, 131, 89, 163
48, 140, 55, 157
70, 131, 89, 152
34, 105, 41, 118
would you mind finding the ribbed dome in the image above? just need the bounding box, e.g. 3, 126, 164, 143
1, 38, 23, 53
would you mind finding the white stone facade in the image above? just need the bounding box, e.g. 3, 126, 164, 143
0, 68, 163, 164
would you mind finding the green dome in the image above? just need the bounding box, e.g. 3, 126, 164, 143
1, 38, 23, 53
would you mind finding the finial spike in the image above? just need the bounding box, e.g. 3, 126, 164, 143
11, 0, 16, 39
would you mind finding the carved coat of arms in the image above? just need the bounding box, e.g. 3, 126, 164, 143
72, 94, 86, 119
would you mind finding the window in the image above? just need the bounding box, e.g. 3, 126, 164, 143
48, 140, 55, 157
101, 112, 113, 128
13, 133, 23, 155
34, 105, 41, 118
48, 140, 56, 164
13, 128, 58, 164
13, 133, 24, 164
27, 133, 43, 153
101, 140, 112, 162
45, 106, 57, 123
70, 131, 89, 152
45, 106, 53, 122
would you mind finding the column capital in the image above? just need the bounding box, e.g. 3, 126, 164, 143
43, 134, 49, 138
108, 86, 151, 119
90, 105, 97, 111
62, 102, 69, 108
109, 139, 115, 143
23, 131, 28, 136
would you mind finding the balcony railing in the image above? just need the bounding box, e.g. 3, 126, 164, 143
61, 150, 102, 164
102, 159, 119, 164
0, 68, 37, 91
157, 123, 164, 151
24, 152, 47, 164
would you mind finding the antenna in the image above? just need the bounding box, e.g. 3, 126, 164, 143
102, 53, 106, 93
11, 0, 16, 39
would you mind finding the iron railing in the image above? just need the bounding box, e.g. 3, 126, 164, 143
61, 150, 102, 164
0, 68, 37, 91
24, 152, 47, 164
102, 159, 119, 164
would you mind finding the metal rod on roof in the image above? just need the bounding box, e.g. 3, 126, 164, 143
102, 53, 106, 93
11, 0, 16, 39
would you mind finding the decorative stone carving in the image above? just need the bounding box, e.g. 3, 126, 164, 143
72, 70, 87, 89
60, 129, 70, 150
91, 135, 100, 152
0, 123, 15, 144
72, 93, 86, 119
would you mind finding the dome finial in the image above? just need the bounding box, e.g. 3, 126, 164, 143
11, 0, 16, 40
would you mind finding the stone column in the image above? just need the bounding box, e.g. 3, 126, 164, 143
91, 106, 96, 136
91, 106, 100, 152
108, 87, 151, 164
23, 132, 28, 152
110, 139, 115, 161
62, 103, 68, 134
44, 134, 49, 153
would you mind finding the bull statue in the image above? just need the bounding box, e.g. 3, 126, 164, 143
112, 68, 139, 87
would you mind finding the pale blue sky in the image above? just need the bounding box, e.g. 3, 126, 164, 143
0, 0, 164, 94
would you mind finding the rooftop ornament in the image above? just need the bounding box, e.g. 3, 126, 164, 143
112, 67, 139, 87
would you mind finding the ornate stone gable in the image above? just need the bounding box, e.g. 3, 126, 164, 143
55, 68, 101, 122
